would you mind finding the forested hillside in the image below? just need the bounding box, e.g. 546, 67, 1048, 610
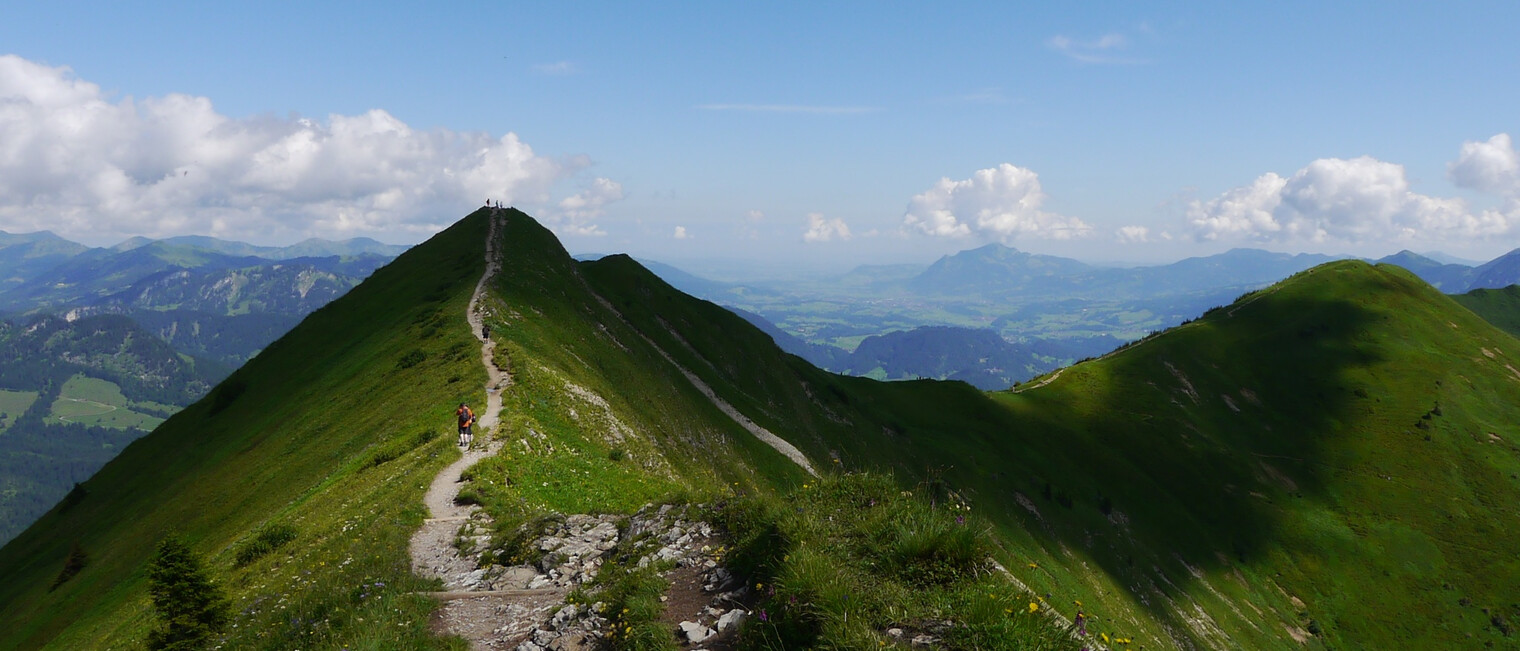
0, 314, 227, 544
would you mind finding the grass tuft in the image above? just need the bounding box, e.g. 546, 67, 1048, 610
233, 523, 298, 567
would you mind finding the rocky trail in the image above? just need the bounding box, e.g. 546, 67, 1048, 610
409, 209, 753, 650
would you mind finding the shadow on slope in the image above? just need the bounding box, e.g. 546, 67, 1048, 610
575, 253, 1520, 648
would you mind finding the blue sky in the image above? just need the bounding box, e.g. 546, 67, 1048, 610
2, 2, 1518, 274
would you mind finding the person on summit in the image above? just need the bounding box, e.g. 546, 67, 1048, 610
456, 402, 475, 447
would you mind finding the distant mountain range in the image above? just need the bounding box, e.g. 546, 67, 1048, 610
632, 244, 1520, 391
0, 231, 407, 545
0, 231, 407, 364
903, 244, 1520, 299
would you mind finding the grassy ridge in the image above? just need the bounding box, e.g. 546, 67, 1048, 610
571, 254, 1520, 648
0, 211, 492, 649
4, 210, 1518, 649
1455, 284, 1520, 337
457, 213, 810, 526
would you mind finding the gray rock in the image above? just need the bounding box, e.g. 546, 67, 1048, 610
679, 621, 715, 643
498, 566, 540, 589
911, 634, 938, 646
527, 574, 553, 590
716, 608, 747, 633
550, 604, 578, 630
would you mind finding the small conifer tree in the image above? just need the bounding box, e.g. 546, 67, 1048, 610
146, 535, 230, 650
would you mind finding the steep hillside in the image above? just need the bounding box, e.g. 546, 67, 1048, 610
1454, 284, 1520, 337
487, 242, 1520, 648
0, 212, 493, 649
5, 211, 1518, 650
0, 314, 230, 545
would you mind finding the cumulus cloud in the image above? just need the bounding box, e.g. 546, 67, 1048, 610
0, 54, 618, 244
803, 213, 851, 242
746, 209, 765, 221
673, 225, 689, 239
552, 177, 623, 236
903, 164, 1091, 241
1115, 225, 1151, 243
1187, 154, 1511, 244
1450, 133, 1520, 196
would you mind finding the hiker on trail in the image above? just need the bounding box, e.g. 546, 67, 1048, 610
456, 403, 475, 447
482, 324, 490, 339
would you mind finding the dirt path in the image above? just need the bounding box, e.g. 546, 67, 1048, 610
409, 209, 566, 649
53, 398, 118, 423
1013, 368, 1064, 394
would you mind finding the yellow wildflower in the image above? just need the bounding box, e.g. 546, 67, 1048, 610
1028, 602, 1039, 613
1101, 633, 1110, 643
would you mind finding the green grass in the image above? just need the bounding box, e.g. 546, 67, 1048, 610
0, 389, 38, 432
1454, 284, 1520, 337
0, 210, 493, 649
719, 473, 1081, 650
44, 375, 167, 430
568, 255, 1520, 648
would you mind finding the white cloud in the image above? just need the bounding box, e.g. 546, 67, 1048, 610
1187, 155, 1512, 244
552, 177, 623, 236
1115, 225, 1151, 243
746, 209, 765, 222
0, 54, 617, 244
903, 164, 1091, 241
673, 225, 689, 239
1185, 173, 1287, 240
1450, 133, 1520, 196
532, 61, 578, 76
803, 212, 851, 242
1047, 33, 1145, 65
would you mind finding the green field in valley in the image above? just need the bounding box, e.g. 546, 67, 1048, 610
45, 375, 166, 431
0, 390, 39, 433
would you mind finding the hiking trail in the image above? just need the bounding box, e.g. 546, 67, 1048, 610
409, 210, 567, 649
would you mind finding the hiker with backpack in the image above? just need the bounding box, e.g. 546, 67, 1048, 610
456, 403, 475, 447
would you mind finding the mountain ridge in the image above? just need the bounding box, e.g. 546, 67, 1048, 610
3, 212, 1518, 649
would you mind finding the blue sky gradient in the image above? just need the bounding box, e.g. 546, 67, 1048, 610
2, 2, 1518, 273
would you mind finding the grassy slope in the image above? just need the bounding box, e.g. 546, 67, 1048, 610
5, 209, 1518, 649
457, 213, 810, 523
572, 255, 1520, 648
1454, 284, 1520, 337
0, 211, 493, 650
986, 262, 1520, 648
